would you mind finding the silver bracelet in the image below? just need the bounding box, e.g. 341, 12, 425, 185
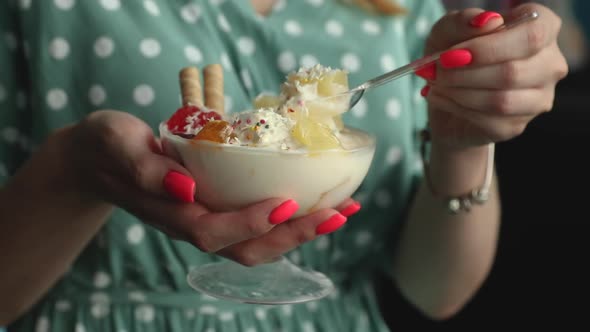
420, 129, 494, 214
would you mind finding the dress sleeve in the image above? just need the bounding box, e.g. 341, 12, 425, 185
380, 0, 447, 277
0, 1, 33, 186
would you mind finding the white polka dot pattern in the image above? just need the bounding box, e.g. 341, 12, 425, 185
139, 38, 161, 58
135, 304, 156, 322
218, 14, 231, 32
49, 37, 70, 60
184, 45, 203, 63
46, 89, 68, 110
237, 37, 256, 56
127, 224, 145, 244
341, 53, 360, 73
133, 85, 155, 106
89, 85, 107, 106
100, 0, 120, 11
93, 271, 111, 288
143, 0, 159, 16
386, 146, 402, 166
284, 20, 303, 36
362, 20, 381, 35
300, 54, 318, 69
325, 20, 343, 37
386, 98, 401, 119
19, 0, 31, 10
278, 51, 296, 72
54, 0, 75, 10
181, 4, 202, 24
75, 323, 86, 332
35, 316, 50, 332
94, 36, 115, 58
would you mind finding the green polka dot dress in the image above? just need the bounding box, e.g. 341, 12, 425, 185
1, 0, 444, 331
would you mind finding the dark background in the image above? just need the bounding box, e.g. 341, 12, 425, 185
378, 51, 590, 330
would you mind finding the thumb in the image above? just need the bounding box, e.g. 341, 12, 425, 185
425, 9, 505, 54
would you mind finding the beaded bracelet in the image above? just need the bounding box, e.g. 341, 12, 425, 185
420, 129, 495, 214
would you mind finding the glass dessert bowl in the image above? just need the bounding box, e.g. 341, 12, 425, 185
160, 64, 376, 304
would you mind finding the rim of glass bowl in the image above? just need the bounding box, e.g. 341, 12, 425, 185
159, 122, 376, 156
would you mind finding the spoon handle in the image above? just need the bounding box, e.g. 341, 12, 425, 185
355, 11, 540, 92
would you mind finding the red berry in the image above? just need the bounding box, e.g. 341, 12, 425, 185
166, 105, 221, 134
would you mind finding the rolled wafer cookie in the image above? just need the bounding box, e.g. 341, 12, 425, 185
203, 64, 224, 115
179, 67, 203, 106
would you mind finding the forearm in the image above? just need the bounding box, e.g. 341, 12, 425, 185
0, 127, 113, 324
392, 144, 501, 320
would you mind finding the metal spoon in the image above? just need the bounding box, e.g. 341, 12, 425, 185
329, 11, 539, 110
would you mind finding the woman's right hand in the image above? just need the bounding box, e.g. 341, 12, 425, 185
66, 110, 355, 266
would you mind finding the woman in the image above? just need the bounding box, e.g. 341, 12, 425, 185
0, 0, 567, 331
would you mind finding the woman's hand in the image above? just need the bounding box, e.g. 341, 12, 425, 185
66, 111, 354, 266
418, 3, 568, 148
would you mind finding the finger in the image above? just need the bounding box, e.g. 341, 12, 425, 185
431, 85, 552, 116
426, 9, 505, 54
436, 43, 566, 89
426, 89, 533, 143
128, 151, 196, 203
335, 198, 361, 217
218, 209, 346, 266
116, 181, 301, 253
451, 5, 561, 66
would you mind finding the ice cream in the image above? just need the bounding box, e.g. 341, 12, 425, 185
165, 64, 354, 152
161, 64, 375, 216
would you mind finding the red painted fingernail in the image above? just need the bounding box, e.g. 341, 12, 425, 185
316, 214, 347, 235
415, 63, 437, 81
420, 85, 431, 97
440, 49, 473, 69
470, 11, 502, 28
163, 171, 195, 203
269, 199, 299, 225
341, 202, 361, 217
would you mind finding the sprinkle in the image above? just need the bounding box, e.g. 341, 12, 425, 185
260, 119, 266, 124
288, 108, 295, 113
265, 125, 270, 129
246, 119, 252, 124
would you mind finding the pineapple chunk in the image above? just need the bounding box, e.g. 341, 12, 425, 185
253, 94, 283, 109
291, 117, 340, 151
317, 70, 348, 97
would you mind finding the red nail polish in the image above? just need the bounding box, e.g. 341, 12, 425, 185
420, 85, 431, 97
163, 171, 195, 203
470, 11, 502, 28
415, 63, 437, 81
440, 49, 473, 69
341, 202, 361, 217
269, 200, 299, 225
316, 214, 347, 235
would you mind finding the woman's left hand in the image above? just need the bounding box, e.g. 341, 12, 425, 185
418, 3, 568, 148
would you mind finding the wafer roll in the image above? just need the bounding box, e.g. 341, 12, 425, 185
203, 64, 224, 114
179, 67, 203, 106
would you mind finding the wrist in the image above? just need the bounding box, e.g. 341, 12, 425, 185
428, 141, 491, 197
47, 125, 106, 204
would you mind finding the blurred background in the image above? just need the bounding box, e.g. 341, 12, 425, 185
378, 0, 590, 330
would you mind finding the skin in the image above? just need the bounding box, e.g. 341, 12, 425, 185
0, 0, 567, 325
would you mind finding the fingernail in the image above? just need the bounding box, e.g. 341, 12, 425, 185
163, 171, 195, 203
316, 214, 347, 235
341, 201, 361, 217
420, 85, 431, 97
415, 63, 437, 81
269, 199, 299, 225
440, 49, 473, 69
470, 11, 502, 28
